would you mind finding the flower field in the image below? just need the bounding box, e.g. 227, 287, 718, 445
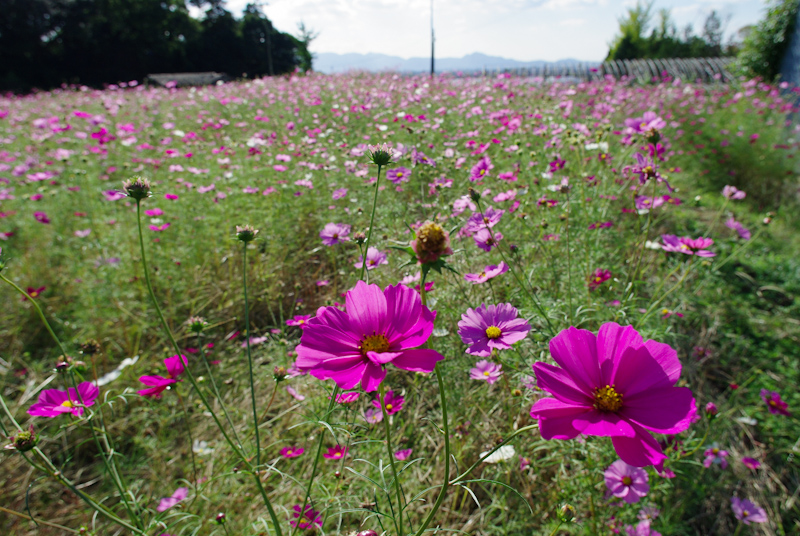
1, 72, 799, 536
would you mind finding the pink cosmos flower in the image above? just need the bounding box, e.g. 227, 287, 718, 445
464, 262, 509, 284
469, 156, 494, 181
760, 389, 790, 416
473, 228, 503, 252
731, 497, 767, 525
364, 407, 383, 423
145, 208, 163, 216
588, 269, 611, 290
470, 360, 503, 384
24, 286, 46, 300
530, 322, 697, 469
290, 504, 322, 530
394, 448, 413, 461
464, 206, 504, 234
74, 229, 91, 238
458, 303, 530, 357
605, 459, 649, 504
286, 386, 305, 401
286, 315, 312, 328
332, 188, 348, 199
280, 446, 304, 458
386, 166, 411, 184
323, 445, 348, 460
295, 281, 443, 392
336, 391, 360, 404
703, 444, 729, 469
157, 487, 188, 512
164, 193, 179, 200
741, 457, 761, 470
320, 223, 351, 246
722, 185, 746, 200
28, 382, 99, 418
34, 212, 50, 224
137, 355, 187, 398
354, 247, 389, 271
104, 190, 126, 201
660, 235, 716, 257
725, 217, 751, 240
149, 223, 170, 232
624, 111, 666, 133
635, 196, 665, 210
372, 390, 404, 414
625, 520, 661, 536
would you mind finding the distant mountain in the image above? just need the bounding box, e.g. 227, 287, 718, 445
313, 52, 595, 74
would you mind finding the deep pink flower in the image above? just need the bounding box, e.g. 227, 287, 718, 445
354, 247, 388, 270
588, 269, 611, 290
137, 355, 187, 398
605, 459, 649, 504
394, 448, 413, 461
286, 315, 312, 328
464, 262, 509, 284
703, 444, 729, 469
23, 286, 45, 301
280, 446, 304, 458
469, 360, 503, 384
731, 497, 767, 524
760, 389, 790, 416
320, 223, 351, 246
625, 520, 661, 536
323, 445, 348, 460
336, 391, 360, 404
469, 156, 494, 181
34, 211, 50, 224
103, 190, 126, 201
530, 322, 697, 468
372, 390, 404, 414
157, 487, 188, 512
458, 303, 531, 357
660, 235, 715, 257
145, 208, 163, 216
741, 457, 761, 470
290, 504, 322, 530
295, 281, 443, 392
28, 382, 99, 418
149, 223, 170, 232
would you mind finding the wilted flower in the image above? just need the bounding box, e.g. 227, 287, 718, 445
5, 425, 38, 452
411, 221, 453, 264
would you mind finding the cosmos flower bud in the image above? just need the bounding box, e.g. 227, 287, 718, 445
353, 232, 366, 245
187, 316, 208, 334
55, 358, 70, 373
122, 176, 152, 200
273, 366, 287, 382
5, 425, 38, 452
366, 143, 394, 166
80, 339, 101, 356
558, 504, 575, 523
468, 187, 481, 202
235, 225, 259, 243
357, 531, 379, 536
705, 401, 718, 418
215, 512, 227, 525
646, 130, 661, 146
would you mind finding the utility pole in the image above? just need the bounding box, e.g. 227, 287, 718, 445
430, 0, 435, 77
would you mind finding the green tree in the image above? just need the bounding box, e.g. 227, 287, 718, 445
737, 0, 800, 80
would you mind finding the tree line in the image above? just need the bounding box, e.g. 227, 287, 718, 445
0, 0, 315, 92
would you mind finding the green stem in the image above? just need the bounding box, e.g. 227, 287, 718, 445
198, 334, 244, 448
449, 424, 538, 485
135, 201, 283, 536
565, 189, 573, 323
548, 521, 564, 536
624, 178, 658, 299
361, 164, 383, 282
379, 383, 404, 536
243, 243, 261, 472
638, 259, 695, 325
413, 365, 450, 536
0, 274, 69, 357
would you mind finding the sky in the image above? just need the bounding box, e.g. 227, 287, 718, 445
215, 0, 768, 62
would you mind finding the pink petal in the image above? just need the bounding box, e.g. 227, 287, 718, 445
611, 422, 667, 469
366, 351, 402, 366
391, 348, 444, 373
549, 327, 601, 394
621, 386, 697, 434
596, 322, 643, 382
572, 410, 636, 437
530, 397, 589, 440
346, 281, 387, 336
361, 363, 387, 392
533, 362, 592, 404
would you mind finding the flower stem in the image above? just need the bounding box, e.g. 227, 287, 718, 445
361, 164, 383, 281
243, 243, 262, 472
413, 364, 450, 536
548, 521, 563, 536
379, 383, 404, 536
0, 274, 69, 357
134, 201, 283, 536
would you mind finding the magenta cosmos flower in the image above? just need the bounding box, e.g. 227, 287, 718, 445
731, 497, 767, 525
395, 448, 413, 461
470, 360, 503, 385
624, 111, 666, 133
354, 247, 388, 271
280, 446, 304, 458
473, 228, 503, 252
28, 382, 99, 418
469, 156, 494, 181
386, 166, 411, 184
588, 269, 611, 290
464, 262, 509, 284
661, 235, 716, 257
291, 504, 323, 530
320, 223, 351, 246
324, 445, 348, 459
286, 315, 312, 328
458, 303, 531, 357
722, 185, 746, 200
741, 457, 761, 470
157, 487, 188, 512
604, 459, 649, 504
372, 390, 404, 415
703, 443, 729, 469
137, 355, 187, 398
760, 389, 790, 416
295, 281, 443, 392
530, 322, 697, 468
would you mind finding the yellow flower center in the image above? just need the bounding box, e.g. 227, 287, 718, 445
60, 400, 74, 408
360, 334, 390, 356
479, 272, 486, 278
712, 448, 719, 454
595, 277, 602, 282
480, 169, 486, 175
622, 476, 632, 486
334, 452, 342, 458
483, 371, 491, 376
386, 403, 392, 410
769, 400, 777, 406
743, 510, 750, 518
643, 166, 654, 175
485, 326, 502, 339
397, 172, 403, 177
593, 385, 623, 412
662, 308, 670, 314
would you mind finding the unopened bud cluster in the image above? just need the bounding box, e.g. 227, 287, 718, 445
366, 143, 394, 167
5, 425, 38, 452
235, 225, 259, 243
122, 176, 152, 200
187, 316, 208, 334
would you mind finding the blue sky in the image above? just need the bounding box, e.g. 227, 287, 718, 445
217, 0, 767, 61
